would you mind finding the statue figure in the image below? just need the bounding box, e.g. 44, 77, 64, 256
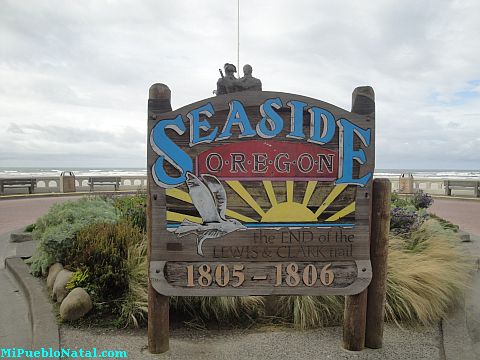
215, 63, 262, 95
239, 64, 262, 91
216, 63, 240, 95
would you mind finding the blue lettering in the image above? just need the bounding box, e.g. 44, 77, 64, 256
151, 115, 193, 187
336, 118, 372, 186
256, 97, 284, 138
188, 102, 217, 146
217, 100, 256, 140
308, 107, 335, 144
286, 100, 307, 139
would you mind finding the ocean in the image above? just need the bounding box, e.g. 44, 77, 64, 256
0, 168, 147, 178
0, 167, 478, 180
374, 169, 480, 180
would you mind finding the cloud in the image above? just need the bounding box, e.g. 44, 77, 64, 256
0, 122, 145, 167
0, 0, 479, 169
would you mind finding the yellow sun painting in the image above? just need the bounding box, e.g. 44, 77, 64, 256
165, 180, 356, 230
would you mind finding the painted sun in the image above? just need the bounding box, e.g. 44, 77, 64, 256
165, 180, 356, 229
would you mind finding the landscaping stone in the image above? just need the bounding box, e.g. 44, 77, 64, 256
59, 288, 92, 321
52, 270, 73, 303
9, 232, 33, 243
46, 263, 63, 290
459, 230, 471, 242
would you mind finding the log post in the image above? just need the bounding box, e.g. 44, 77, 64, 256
365, 178, 391, 349
343, 289, 368, 351
147, 83, 171, 354
343, 86, 375, 351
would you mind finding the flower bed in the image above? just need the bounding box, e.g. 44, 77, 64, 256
27, 192, 469, 329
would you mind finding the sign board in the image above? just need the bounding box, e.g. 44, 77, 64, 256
148, 90, 375, 296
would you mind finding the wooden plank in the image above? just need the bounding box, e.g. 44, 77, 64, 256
150, 260, 371, 296
152, 226, 370, 262
147, 83, 171, 354
343, 85, 375, 351
365, 178, 391, 349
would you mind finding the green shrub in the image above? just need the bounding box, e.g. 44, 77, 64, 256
66, 269, 90, 291
391, 192, 412, 208
113, 194, 147, 231
66, 221, 144, 310
391, 191, 433, 210
27, 197, 118, 276
412, 192, 434, 209
25, 223, 36, 232
390, 207, 428, 235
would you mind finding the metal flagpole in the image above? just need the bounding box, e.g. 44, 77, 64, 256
237, 0, 240, 74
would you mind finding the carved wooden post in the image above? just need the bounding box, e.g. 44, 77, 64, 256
147, 84, 171, 354
365, 178, 391, 349
343, 86, 375, 351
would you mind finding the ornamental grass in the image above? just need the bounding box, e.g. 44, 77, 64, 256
119, 236, 149, 327
273, 295, 343, 329
172, 218, 469, 329
385, 219, 470, 325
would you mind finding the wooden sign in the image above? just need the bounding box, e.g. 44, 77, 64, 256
148, 90, 375, 296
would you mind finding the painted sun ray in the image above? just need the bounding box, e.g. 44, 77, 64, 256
166, 211, 202, 224
325, 202, 356, 222
302, 181, 317, 206
226, 209, 258, 223
314, 184, 349, 218
167, 186, 257, 223
262, 180, 277, 206
166, 188, 192, 203
286, 181, 294, 203
226, 181, 266, 217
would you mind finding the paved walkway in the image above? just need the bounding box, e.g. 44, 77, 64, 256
0, 196, 76, 351
429, 197, 480, 236
0, 196, 74, 234
0, 269, 31, 349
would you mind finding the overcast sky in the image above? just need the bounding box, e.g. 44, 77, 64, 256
1, 0, 479, 170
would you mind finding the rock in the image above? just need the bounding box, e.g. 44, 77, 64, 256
46, 263, 63, 290
9, 232, 33, 243
459, 230, 471, 242
60, 287, 93, 321
52, 269, 73, 303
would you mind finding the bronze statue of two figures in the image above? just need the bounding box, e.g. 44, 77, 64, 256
216, 63, 262, 95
